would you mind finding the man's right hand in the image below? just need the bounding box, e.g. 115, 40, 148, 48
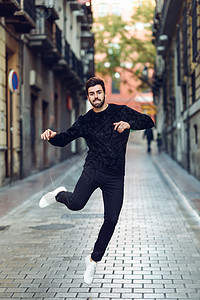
41, 129, 57, 141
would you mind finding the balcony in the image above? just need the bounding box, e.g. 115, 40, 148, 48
81, 31, 94, 49
0, 0, 20, 16
69, 0, 80, 11
51, 23, 62, 57
28, 8, 54, 51
76, 10, 87, 23
35, 0, 59, 20
52, 41, 71, 74
64, 41, 84, 81
152, 0, 183, 57
53, 41, 73, 75
159, 0, 182, 37
53, 40, 84, 88
28, 9, 62, 64
78, 2, 93, 31
78, 60, 84, 80
1, 0, 36, 33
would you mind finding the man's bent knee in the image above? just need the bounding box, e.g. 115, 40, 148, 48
56, 192, 84, 211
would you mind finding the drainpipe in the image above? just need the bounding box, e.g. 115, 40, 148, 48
19, 35, 24, 179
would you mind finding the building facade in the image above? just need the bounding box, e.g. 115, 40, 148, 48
152, 0, 200, 180
0, 0, 94, 186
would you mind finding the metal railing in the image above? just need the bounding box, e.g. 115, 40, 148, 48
53, 24, 62, 54
31, 7, 52, 40
72, 52, 78, 74
64, 40, 84, 80
65, 41, 71, 66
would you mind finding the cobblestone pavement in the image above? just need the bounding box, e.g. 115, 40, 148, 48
0, 143, 200, 300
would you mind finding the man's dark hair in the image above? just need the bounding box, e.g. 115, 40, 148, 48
85, 77, 105, 95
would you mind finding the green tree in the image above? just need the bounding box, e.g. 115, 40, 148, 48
94, 0, 155, 90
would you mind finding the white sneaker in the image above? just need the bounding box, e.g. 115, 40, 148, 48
84, 255, 97, 285
39, 186, 67, 208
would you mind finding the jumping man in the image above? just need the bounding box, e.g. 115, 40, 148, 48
39, 77, 154, 284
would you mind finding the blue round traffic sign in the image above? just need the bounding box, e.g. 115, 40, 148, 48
8, 70, 19, 93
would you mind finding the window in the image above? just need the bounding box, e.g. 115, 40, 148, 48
0, 111, 4, 130
112, 72, 120, 94
192, 0, 198, 61
98, 3, 108, 17
112, 3, 121, 16
194, 124, 198, 144
181, 82, 187, 111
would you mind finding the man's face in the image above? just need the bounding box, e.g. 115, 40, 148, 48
87, 84, 106, 108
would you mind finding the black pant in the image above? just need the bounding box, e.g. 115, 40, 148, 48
56, 167, 124, 262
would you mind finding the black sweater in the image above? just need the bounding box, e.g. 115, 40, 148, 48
49, 104, 154, 175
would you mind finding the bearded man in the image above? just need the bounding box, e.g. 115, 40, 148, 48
40, 77, 154, 284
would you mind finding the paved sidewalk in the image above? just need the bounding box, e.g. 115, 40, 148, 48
0, 153, 84, 218
151, 149, 200, 216
0, 143, 200, 299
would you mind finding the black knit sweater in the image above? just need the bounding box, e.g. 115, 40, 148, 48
49, 104, 154, 175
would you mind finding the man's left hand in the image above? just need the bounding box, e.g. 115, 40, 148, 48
113, 121, 130, 133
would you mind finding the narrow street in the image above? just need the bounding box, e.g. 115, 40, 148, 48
0, 141, 200, 300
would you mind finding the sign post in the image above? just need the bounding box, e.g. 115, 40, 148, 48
8, 70, 19, 185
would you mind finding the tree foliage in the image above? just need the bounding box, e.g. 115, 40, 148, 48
94, 0, 155, 89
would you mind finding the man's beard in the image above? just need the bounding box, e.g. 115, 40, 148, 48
90, 95, 105, 108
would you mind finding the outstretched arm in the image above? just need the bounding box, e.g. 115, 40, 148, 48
123, 105, 154, 130
41, 117, 82, 147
